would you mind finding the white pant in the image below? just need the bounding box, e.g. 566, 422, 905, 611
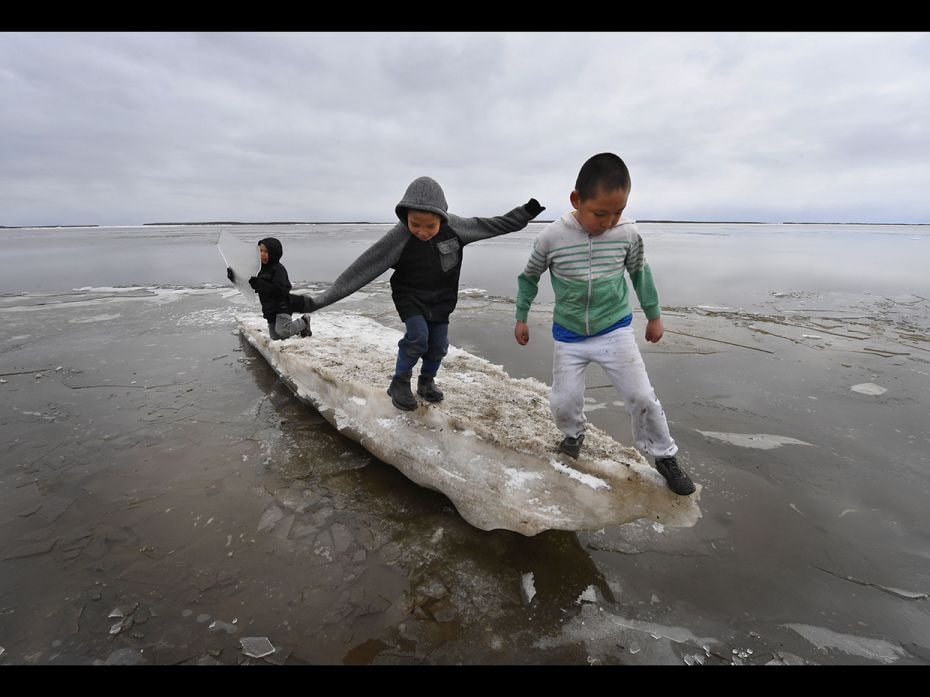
550, 325, 678, 458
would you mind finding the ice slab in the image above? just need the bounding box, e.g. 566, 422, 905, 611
850, 382, 887, 396
238, 311, 701, 536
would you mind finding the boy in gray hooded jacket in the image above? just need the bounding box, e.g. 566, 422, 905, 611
291, 176, 544, 410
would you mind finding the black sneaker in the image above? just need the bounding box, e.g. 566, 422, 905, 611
557, 434, 585, 459
416, 375, 443, 402
655, 456, 696, 496
300, 314, 312, 338
387, 375, 417, 411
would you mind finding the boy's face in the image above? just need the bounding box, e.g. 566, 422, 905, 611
407, 210, 442, 241
258, 243, 269, 265
571, 186, 629, 236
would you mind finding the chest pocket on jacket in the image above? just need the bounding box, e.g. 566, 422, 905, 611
436, 238, 461, 273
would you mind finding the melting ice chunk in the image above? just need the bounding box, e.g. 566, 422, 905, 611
240, 637, 276, 659
850, 383, 887, 396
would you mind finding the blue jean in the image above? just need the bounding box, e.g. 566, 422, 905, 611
394, 315, 449, 378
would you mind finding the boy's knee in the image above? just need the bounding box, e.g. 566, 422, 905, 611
400, 333, 428, 356
549, 392, 577, 419
409, 335, 430, 353
274, 314, 301, 339
424, 341, 448, 361
627, 391, 660, 413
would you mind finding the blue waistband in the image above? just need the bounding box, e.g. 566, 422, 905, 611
552, 314, 633, 343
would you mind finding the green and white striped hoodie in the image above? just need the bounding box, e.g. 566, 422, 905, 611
515, 212, 660, 336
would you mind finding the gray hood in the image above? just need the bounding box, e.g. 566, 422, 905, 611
394, 176, 449, 224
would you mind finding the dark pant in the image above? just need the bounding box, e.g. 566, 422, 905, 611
267, 313, 309, 340
394, 315, 448, 377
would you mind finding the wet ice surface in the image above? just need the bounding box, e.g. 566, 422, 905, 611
237, 310, 700, 535
1, 224, 929, 665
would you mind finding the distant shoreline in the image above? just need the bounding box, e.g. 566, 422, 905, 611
2, 220, 928, 230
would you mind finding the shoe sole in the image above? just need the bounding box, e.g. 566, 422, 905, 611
417, 391, 443, 403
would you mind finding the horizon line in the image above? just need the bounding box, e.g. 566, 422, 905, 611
2, 219, 929, 230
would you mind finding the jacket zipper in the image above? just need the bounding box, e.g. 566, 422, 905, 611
585, 233, 593, 335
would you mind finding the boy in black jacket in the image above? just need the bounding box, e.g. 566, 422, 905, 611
290, 176, 543, 410
227, 237, 312, 341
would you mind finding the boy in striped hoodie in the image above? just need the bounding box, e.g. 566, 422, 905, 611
514, 153, 695, 496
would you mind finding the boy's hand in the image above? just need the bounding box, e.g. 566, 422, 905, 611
226, 267, 235, 282
524, 199, 545, 217
515, 320, 530, 345
288, 293, 316, 314
645, 317, 664, 343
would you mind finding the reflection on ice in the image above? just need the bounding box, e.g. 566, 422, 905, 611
101, 648, 144, 665
696, 431, 814, 450
784, 623, 907, 663
534, 603, 720, 664
576, 586, 598, 604
68, 313, 122, 323
208, 620, 239, 634
521, 573, 536, 604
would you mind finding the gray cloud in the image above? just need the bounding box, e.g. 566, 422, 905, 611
2, 31, 928, 226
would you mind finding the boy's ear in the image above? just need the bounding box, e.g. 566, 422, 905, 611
570, 190, 581, 209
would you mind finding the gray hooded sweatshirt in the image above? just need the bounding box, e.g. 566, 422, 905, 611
293, 176, 542, 320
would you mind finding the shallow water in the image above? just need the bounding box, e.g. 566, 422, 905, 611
0, 223, 928, 665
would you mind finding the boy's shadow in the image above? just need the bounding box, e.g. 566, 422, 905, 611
481, 527, 615, 611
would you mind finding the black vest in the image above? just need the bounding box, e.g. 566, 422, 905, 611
390, 224, 462, 323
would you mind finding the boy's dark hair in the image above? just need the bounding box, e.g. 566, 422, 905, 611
575, 153, 631, 200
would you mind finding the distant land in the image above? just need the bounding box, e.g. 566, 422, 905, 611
2, 220, 928, 229
638, 220, 765, 224
0, 224, 101, 229
639, 220, 929, 226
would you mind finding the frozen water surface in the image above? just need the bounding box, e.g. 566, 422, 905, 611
0, 223, 928, 664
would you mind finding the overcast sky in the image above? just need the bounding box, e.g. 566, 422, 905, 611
2, 32, 929, 226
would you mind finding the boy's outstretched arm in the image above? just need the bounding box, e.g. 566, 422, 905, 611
289, 225, 408, 313
451, 199, 544, 245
